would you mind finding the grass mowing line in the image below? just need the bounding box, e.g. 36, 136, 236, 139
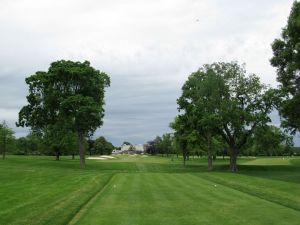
74, 173, 300, 225
67, 173, 116, 225
192, 173, 300, 212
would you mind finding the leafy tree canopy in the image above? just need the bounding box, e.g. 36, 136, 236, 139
252, 125, 294, 156
271, 1, 300, 132
94, 136, 114, 155
175, 62, 277, 171
17, 60, 110, 167
0, 121, 15, 159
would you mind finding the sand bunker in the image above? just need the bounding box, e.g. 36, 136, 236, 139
87, 155, 115, 160
88, 157, 107, 160
100, 155, 115, 159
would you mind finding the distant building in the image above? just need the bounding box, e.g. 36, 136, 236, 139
133, 144, 144, 154
112, 149, 122, 154
121, 144, 131, 153
112, 144, 145, 154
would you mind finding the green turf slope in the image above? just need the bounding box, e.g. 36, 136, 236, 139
1, 156, 300, 225
74, 173, 300, 225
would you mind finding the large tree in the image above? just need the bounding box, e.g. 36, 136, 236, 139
17, 60, 110, 167
94, 136, 114, 155
176, 62, 276, 171
177, 65, 226, 170
170, 115, 191, 166
271, 1, 300, 133
0, 121, 15, 159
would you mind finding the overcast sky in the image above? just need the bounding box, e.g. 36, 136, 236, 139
0, 0, 299, 146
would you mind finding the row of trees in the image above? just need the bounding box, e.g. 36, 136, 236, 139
0, 121, 14, 160
0, 121, 114, 160
144, 134, 174, 156
145, 125, 294, 161
170, 1, 300, 172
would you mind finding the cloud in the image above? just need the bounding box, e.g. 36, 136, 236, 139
0, 0, 299, 146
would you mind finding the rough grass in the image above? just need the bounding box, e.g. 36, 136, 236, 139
0, 155, 300, 225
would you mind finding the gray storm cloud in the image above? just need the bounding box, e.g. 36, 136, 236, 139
0, 0, 299, 146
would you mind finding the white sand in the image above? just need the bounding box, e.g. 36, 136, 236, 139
100, 155, 115, 159
87, 157, 107, 160
87, 155, 115, 160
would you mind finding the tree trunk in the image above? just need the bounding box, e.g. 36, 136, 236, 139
229, 146, 238, 172
182, 143, 187, 166
55, 152, 60, 161
2, 139, 6, 160
72, 153, 75, 159
77, 132, 85, 168
207, 133, 213, 170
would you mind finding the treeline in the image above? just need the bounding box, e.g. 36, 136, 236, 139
0, 121, 114, 160
146, 125, 296, 159
165, 2, 300, 172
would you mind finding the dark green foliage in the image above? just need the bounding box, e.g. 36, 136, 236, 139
17, 60, 110, 167
15, 130, 79, 158
153, 136, 162, 154
42, 126, 78, 160
87, 139, 95, 156
170, 115, 191, 165
292, 146, 300, 155
271, 1, 300, 132
144, 140, 156, 155
122, 141, 131, 146
147, 134, 175, 157
16, 137, 29, 155
94, 136, 114, 155
177, 65, 227, 169
0, 121, 15, 159
159, 133, 174, 156
174, 62, 276, 171
15, 132, 42, 155
245, 125, 294, 156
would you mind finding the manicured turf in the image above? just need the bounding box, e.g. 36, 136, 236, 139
1, 155, 300, 225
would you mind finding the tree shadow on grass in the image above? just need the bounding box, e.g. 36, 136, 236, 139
214, 162, 300, 184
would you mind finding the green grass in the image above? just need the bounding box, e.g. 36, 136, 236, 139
0, 155, 300, 225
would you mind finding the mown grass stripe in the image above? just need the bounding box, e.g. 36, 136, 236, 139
74, 172, 300, 225
67, 173, 116, 225
2, 156, 300, 225
192, 173, 300, 212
